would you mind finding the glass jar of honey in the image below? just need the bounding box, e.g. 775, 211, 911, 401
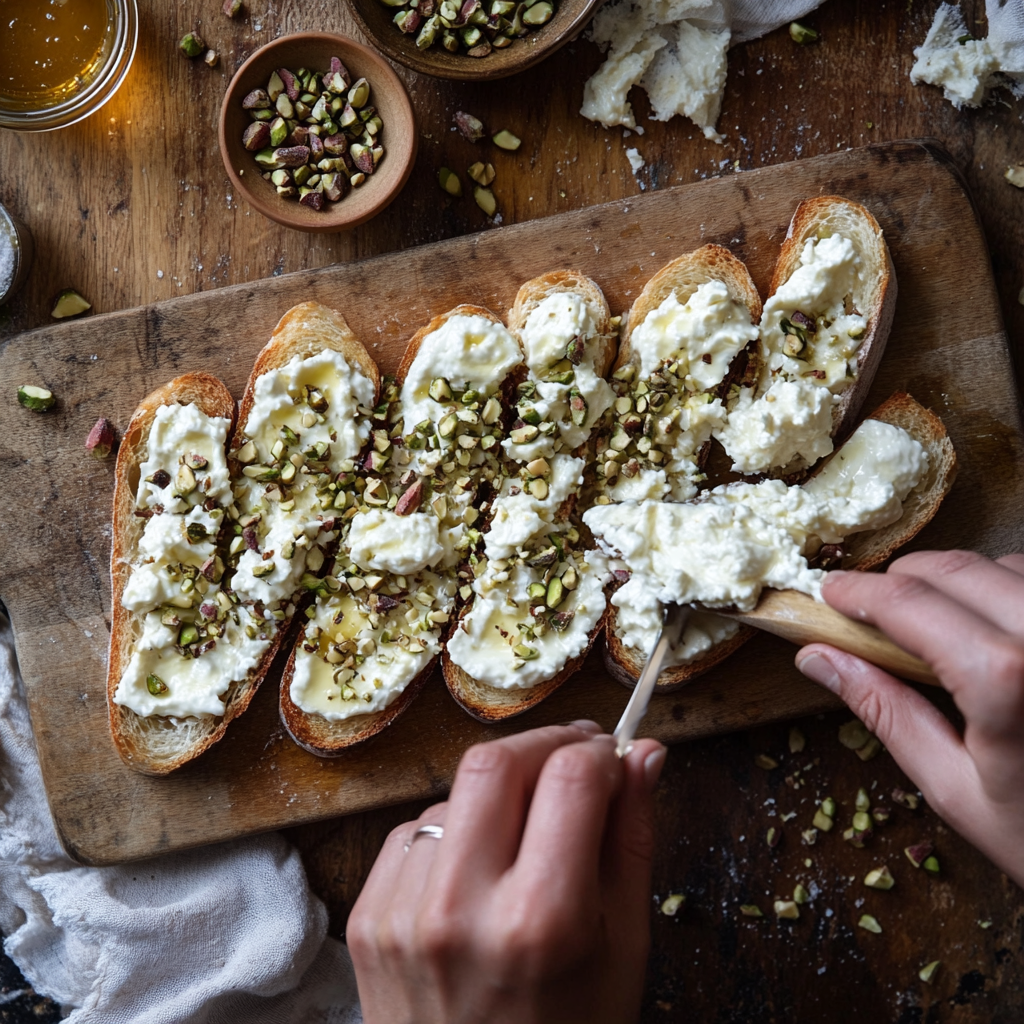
0, 0, 138, 131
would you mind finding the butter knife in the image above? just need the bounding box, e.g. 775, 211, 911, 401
613, 602, 692, 757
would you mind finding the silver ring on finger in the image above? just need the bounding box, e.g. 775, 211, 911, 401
403, 824, 444, 853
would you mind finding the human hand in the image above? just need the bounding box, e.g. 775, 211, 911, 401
346, 720, 667, 1024
795, 550, 1024, 886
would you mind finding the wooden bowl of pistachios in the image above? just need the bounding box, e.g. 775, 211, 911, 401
219, 33, 417, 233
346, 0, 599, 80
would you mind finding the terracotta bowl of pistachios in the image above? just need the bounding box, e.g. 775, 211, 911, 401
219, 33, 417, 232
346, 0, 600, 80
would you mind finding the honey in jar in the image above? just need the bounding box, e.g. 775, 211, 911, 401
0, 0, 113, 109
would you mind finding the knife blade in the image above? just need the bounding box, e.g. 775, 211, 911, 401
613, 602, 692, 758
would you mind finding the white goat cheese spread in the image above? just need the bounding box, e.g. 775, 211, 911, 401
246, 349, 374, 466
586, 495, 823, 612
760, 235, 867, 389
290, 572, 456, 721
400, 314, 522, 435
504, 292, 614, 459
586, 419, 929, 659
116, 607, 270, 718
630, 281, 758, 387
485, 455, 585, 559
717, 234, 868, 475
582, 4, 729, 140
231, 349, 374, 608
521, 292, 597, 370
114, 402, 271, 719
716, 379, 836, 474
803, 419, 929, 539
347, 509, 445, 574
910, 3, 1011, 109
136, 403, 233, 509
446, 555, 610, 689
611, 583, 739, 669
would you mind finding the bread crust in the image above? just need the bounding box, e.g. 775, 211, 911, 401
601, 390, 956, 693
768, 196, 896, 440
280, 649, 439, 755
107, 373, 239, 776
442, 616, 605, 722
443, 274, 615, 722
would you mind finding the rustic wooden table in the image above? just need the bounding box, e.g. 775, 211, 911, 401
2, 0, 1023, 1021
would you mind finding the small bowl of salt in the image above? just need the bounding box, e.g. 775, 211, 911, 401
0, 205, 33, 306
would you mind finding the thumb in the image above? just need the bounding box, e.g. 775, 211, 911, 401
796, 644, 968, 794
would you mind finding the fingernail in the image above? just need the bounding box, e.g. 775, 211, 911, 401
569, 719, 602, 734
822, 570, 848, 588
643, 745, 667, 789
797, 651, 842, 693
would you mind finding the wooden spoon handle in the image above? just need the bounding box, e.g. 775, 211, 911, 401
725, 590, 941, 688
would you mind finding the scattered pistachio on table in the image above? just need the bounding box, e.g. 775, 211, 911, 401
789, 21, 818, 44
467, 161, 495, 185
492, 129, 521, 150
86, 418, 117, 458
179, 32, 206, 58
919, 960, 941, 985
660, 893, 685, 916
438, 167, 462, 196
51, 288, 91, 319
473, 186, 496, 216
241, 59, 385, 212
858, 914, 882, 934
204, 49, 220, 68
904, 841, 934, 869
17, 385, 55, 413
382, 0, 556, 58
223, 0, 244, 16
774, 899, 799, 920
864, 866, 895, 891
454, 111, 485, 141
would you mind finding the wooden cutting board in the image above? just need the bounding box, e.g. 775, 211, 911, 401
1, 140, 1021, 866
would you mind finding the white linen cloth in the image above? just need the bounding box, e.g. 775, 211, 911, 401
0, 611, 362, 1023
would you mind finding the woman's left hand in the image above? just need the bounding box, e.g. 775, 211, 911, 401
346, 720, 666, 1024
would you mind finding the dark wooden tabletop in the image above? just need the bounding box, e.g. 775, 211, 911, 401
2, 0, 1023, 1020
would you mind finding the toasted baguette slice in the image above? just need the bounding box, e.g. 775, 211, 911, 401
603, 391, 955, 693
588, 245, 762, 506
615, 243, 762, 378
279, 306, 518, 755
509, 269, 617, 381
235, 301, 380, 441
396, 303, 521, 391
444, 274, 615, 722
226, 302, 382, 754
108, 373, 241, 776
443, 628, 603, 723
767, 196, 896, 440
831, 391, 956, 570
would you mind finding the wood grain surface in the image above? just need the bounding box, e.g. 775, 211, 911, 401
2, 0, 1024, 1019
2, 139, 1020, 869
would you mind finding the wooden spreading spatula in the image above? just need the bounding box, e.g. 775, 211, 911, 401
719, 590, 940, 687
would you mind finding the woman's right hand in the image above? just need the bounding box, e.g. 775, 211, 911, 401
796, 550, 1024, 887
